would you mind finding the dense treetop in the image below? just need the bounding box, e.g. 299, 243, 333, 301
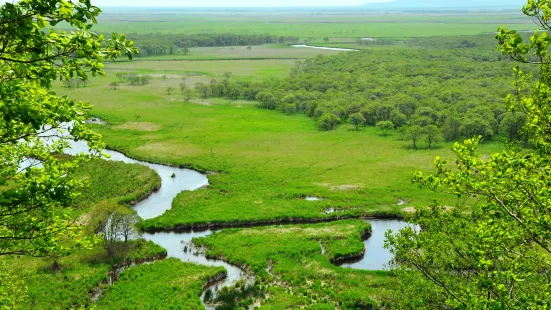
194, 35, 530, 146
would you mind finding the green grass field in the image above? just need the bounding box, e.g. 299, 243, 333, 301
73, 159, 161, 213
108, 58, 299, 79
12, 240, 167, 309
18, 6, 530, 309
97, 258, 224, 309
56, 72, 503, 229
87, 9, 535, 38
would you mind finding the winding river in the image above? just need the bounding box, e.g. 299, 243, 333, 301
68, 132, 410, 306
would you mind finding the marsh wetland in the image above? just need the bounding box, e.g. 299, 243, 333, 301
4, 2, 540, 309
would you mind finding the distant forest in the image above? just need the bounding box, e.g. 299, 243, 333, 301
126, 33, 300, 57
192, 35, 531, 147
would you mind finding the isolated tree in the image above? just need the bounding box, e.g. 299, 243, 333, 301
179, 82, 187, 95
376, 120, 394, 136
247, 46, 252, 51
323, 37, 330, 43
423, 124, 441, 148
114, 209, 142, 243
142, 75, 152, 85
349, 112, 366, 130
166, 86, 173, 95
405, 125, 423, 149
63, 78, 74, 89
224, 72, 233, 80
110, 82, 119, 90
386, 2, 551, 308
116, 72, 128, 83
89, 202, 142, 256
317, 113, 340, 131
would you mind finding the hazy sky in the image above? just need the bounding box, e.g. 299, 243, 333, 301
93, 0, 391, 7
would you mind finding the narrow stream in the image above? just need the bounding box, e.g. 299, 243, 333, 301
68, 126, 410, 308
68, 140, 246, 308
291, 44, 358, 51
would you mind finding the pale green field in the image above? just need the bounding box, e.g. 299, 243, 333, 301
107, 59, 299, 79
133, 45, 344, 61
86, 9, 535, 38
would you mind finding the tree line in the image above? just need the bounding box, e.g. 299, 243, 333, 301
192, 35, 531, 148
125, 33, 300, 57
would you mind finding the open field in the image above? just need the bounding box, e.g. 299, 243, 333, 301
130, 45, 344, 61
55, 75, 503, 229
73, 159, 161, 213
108, 59, 299, 79
84, 8, 536, 39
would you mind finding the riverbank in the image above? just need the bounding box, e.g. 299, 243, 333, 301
78, 99, 496, 232
74, 140, 404, 309
194, 219, 394, 308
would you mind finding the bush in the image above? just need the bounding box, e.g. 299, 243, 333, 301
317, 113, 340, 131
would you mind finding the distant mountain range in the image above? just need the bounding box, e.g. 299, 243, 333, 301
363, 0, 525, 9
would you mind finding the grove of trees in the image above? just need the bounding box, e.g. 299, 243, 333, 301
386, 1, 551, 308
194, 34, 531, 147
126, 33, 300, 57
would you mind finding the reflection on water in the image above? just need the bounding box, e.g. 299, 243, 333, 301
339, 219, 416, 270
142, 230, 246, 289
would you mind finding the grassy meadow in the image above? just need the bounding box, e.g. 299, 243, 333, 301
88, 8, 535, 38
131, 45, 344, 61
56, 63, 503, 229
72, 159, 161, 213
97, 258, 225, 309
22, 6, 530, 308
12, 239, 167, 309
108, 58, 299, 79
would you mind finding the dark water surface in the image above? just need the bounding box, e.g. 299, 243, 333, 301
339, 219, 415, 270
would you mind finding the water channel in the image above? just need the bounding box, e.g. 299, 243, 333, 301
291, 44, 358, 51
67, 130, 410, 306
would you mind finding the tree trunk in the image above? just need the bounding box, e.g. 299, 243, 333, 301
52, 260, 61, 271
